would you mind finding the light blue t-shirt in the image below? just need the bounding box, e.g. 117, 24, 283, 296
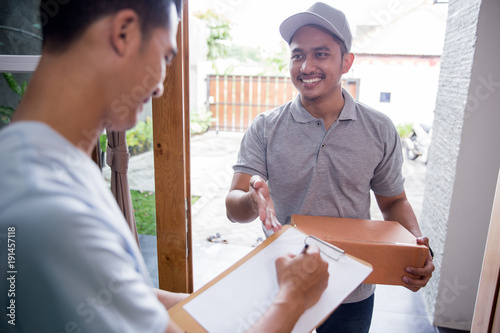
0, 122, 168, 333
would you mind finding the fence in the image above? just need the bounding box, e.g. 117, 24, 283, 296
207, 75, 359, 132
207, 75, 297, 132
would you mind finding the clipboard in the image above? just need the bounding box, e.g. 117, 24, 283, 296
168, 226, 373, 333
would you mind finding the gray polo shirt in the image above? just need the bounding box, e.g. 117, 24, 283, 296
233, 88, 405, 303
234, 88, 404, 224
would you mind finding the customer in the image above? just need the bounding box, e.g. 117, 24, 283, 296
0, 1, 329, 332
226, 3, 435, 332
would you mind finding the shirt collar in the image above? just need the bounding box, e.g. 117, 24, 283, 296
290, 95, 316, 123
339, 87, 357, 121
290, 87, 357, 124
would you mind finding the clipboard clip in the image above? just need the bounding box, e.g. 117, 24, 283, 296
305, 235, 345, 261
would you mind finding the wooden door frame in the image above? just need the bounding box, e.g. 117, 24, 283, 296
152, 0, 192, 293
472, 168, 500, 331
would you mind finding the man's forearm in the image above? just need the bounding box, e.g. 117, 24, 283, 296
382, 198, 421, 237
155, 288, 189, 310
376, 192, 422, 237
246, 296, 304, 333
225, 189, 259, 223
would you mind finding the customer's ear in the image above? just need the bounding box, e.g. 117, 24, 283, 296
110, 9, 141, 57
342, 53, 355, 74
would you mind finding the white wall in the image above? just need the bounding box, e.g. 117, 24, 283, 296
420, 0, 500, 329
188, 16, 210, 114
350, 55, 440, 127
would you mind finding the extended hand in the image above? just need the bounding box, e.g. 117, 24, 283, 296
403, 236, 435, 292
249, 175, 282, 232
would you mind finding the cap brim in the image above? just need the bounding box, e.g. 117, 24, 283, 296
279, 12, 345, 45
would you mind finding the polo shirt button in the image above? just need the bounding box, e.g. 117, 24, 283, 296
321, 144, 325, 148
317, 122, 321, 126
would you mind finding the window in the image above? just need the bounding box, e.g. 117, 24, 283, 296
0, 1, 42, 72
380, 92, 391, 103
0, 2, 41, 127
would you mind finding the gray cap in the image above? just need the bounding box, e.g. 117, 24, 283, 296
279, 2, 352, 52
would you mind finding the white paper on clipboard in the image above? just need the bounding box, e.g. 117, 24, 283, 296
183, 227, 373, 333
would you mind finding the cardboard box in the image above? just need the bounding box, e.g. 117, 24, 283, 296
291, 215, 429, 286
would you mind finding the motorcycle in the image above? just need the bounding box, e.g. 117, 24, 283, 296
403, 123, 432, 162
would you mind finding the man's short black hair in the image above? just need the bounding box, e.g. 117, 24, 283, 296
40, 0, 183, 53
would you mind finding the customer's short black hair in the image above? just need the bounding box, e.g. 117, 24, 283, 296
40, 0, 183, 53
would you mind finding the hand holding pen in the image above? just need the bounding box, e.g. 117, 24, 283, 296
274, 244, 329, 311
249, 243, 330, 332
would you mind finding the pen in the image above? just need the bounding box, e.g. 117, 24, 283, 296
301, 243, 309, 254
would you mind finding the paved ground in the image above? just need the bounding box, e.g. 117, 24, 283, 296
104, 131, 454, 333
103, 132, 265, 288
105, 130, 428, 249
115, 131, 466, 333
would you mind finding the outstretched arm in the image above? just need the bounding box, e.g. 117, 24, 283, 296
226, 173, 281, 232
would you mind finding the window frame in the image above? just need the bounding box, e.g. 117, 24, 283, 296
0, 55, 40, 73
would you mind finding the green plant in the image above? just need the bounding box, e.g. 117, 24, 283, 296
99, 133, 107, 152
126, 117, 153, 156
260, 42, 290, 75
195, 10, 232, 61
131, 190, 157, 235
396, 123, 413, 139
1, 73, 27, 128
190, 110, 214, 135
195, 9, 233, 73
131, 190, 201, 236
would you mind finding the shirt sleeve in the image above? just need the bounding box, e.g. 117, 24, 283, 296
11, 196, 169, 333
370, 123, 405, 197
232, 114, 268, 180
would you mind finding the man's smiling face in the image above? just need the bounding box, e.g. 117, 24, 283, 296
289, 25, 347, 104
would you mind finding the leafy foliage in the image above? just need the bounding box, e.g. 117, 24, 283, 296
126, 117, 153, 156
132, 190, 201, 236
0, 106, 15, 126
1, 73, 28, 128
131, 190, 157, 235
396, 123, 413, 138
195, 10, 232, 61
99, 133, 107, 153
259, 43, 290, 75
191, 110, 214, 135
194, 9, 291, 76
194, 9, 234, 73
